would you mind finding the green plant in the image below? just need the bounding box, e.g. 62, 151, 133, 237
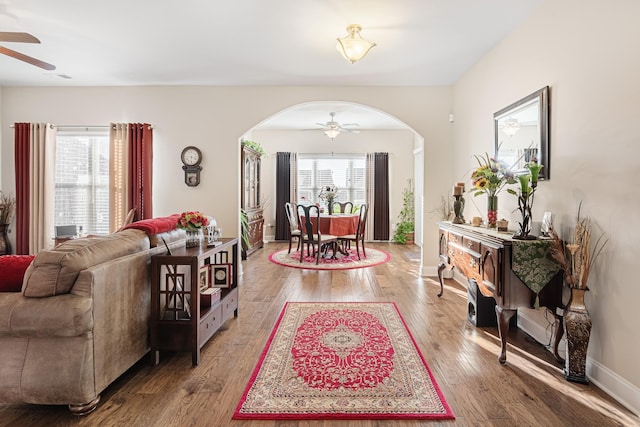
393, 180, 415, 244
241, 139, 266, 157
240, 209, 250, 248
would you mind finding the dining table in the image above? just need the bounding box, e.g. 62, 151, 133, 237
303, 213, 359, 237
299, 213, 359, 258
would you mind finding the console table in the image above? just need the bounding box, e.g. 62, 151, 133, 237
437, 222, 564, 364
150, 238, 239, 366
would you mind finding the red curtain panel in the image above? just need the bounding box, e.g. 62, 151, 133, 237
14, 123, 30, 255
127, 123, 153, 220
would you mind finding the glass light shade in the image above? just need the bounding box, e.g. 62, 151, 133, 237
336, 24, 376, 64
502, 118, 520, 136
324, 128, 340, 140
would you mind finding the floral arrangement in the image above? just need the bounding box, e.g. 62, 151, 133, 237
507, 161, 544, 239
549, 203, 608, 289
0, 191, 16, 225
318, 185, 338, 205
176, 211, 210, 231
470, 153, 516, 198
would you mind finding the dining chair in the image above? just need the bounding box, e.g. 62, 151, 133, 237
332, 201, 354, 214
340, 203, 368, 259
297, 204, 338, 265
284, 202, 302, 254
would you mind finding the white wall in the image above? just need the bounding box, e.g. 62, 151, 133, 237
0, 86, 452, 269
453, 0, 640, 415
253, 128, 415, 241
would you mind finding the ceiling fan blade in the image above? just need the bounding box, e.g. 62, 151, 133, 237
340, 128, 360, 134
0, 45, 56, 70
340, 123, 360, 127
0, 32, 41, 43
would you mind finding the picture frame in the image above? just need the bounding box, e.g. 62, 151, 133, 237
199, 265, 210, 291
211, 264, 232, 288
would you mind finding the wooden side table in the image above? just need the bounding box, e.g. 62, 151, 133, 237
150, 238, 239, 366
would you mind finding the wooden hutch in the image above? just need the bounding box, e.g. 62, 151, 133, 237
241, 144, 264, 258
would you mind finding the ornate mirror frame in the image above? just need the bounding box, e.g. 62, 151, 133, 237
494, 86, 550, 179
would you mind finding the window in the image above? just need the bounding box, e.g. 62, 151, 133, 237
297, 154, 366, 206
54, 129, 110, 235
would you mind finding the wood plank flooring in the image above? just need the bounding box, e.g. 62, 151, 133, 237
1, 242, 638, 427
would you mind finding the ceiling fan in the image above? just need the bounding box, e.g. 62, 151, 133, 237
0, 32, 56, 70
314, 112, 360, 141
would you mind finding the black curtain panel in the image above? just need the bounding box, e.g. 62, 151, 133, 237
374, 152, 390, 240
275, 152, 292, 241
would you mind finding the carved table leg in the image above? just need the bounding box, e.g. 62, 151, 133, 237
551, 313, 565, 364
495, 305, 516, 364
437, 262, 446, 297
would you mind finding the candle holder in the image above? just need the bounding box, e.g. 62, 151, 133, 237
452, 194, 465, 224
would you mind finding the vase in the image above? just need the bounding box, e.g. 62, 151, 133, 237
0, 224, 10, 255
487, 195, 498, 228
564, 288, 592, 384
327, 200, 334, 215
185, 229, 203, 248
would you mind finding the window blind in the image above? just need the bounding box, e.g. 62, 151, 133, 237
54, 131, 110, 235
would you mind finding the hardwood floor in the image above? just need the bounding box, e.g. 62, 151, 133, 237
1, 242, 637, 427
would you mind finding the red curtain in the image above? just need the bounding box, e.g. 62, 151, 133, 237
127, 123, 153, 220
14, 123, 30, 254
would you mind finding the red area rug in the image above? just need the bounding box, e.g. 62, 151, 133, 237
268, 247, 390, 270
233, 302, 455, 420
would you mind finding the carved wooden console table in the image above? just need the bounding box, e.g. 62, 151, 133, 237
437, 222, 564, 364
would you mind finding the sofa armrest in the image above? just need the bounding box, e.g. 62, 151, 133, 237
0, 292, 92, 337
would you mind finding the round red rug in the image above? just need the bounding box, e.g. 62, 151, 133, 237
268, 247, 390, 270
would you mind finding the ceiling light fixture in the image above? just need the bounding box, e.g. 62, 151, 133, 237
501, 118, 521, 136
336, 24, 376, 64
324, 128, 341, 140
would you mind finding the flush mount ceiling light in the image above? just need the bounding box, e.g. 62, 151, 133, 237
336, 24, 376, 64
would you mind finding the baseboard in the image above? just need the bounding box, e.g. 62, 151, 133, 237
587, 358, 640, 418
421, 265, 437, 277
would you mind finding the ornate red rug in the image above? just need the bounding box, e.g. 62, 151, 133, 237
233, 302, 455, 420
268, 247, 390, 270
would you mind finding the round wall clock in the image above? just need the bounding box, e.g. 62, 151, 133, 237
181, 146, 202, 166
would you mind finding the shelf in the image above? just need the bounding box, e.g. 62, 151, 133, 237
150, 238, 239, 366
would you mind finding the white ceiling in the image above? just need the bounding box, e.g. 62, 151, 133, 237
0, 0, 542, 130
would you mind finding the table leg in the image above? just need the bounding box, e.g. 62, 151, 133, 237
551, 313, 565, 363
437, 262, 446, 297
495, 305, 516, 364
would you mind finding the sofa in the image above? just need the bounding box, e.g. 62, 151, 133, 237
0, 218, 185, 415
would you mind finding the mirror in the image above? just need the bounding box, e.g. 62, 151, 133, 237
494, 86, 549, 179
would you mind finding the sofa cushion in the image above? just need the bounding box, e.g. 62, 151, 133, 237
123, 214, 180, 235
0, 255, 36, 292
22, 229, 149, 298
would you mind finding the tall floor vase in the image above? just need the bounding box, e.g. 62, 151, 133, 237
564, 288, 592, 384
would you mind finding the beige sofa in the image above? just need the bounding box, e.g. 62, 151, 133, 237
0, 227, 185, 415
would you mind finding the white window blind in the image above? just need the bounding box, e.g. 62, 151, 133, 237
55, 130, 110, 235
297, 154, 366, 206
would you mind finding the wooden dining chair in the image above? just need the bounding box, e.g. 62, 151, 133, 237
284, 202, 301, 254
340, 203, 368, 259
331, 201, 354, 214
297, 204, 338, 265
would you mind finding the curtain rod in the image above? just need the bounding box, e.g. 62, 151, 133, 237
9, 124, 154, 129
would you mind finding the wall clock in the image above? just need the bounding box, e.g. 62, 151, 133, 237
181, 146, 203, 186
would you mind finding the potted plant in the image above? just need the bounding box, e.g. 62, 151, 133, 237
241, 139, 266, 157
393, 180, 415, 244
